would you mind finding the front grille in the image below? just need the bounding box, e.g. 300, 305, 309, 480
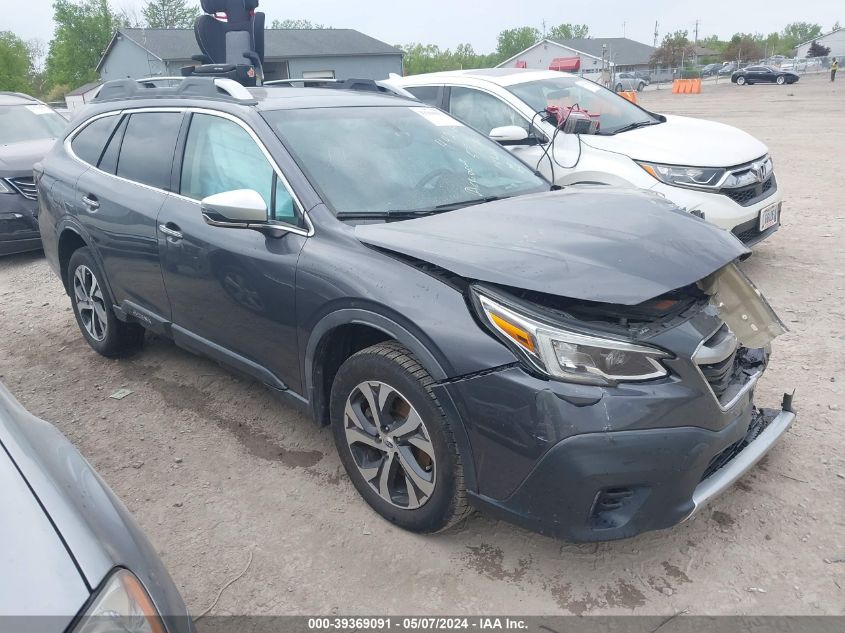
720, 175, 775, 207
731, 213, 779, 245
698, 347, 739, 398
6, 176, 37, 200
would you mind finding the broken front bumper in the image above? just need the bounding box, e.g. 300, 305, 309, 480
686, 399, 795, 520
437, 360, 795, 542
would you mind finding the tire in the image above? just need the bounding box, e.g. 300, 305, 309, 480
637, 82, 645, 92
776, 75, 785, 85
615, 84, 623, 92
67, 247, 144, 357
330, 341, 470, 533
736, 76, 746, 85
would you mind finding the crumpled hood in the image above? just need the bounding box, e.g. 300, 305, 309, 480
355, 188, 749, 305
581, 115, 768, 167
0, 138, 57, 174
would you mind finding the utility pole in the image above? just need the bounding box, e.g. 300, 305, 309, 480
694, 19, 700, 44
623, 21, 626, 38
653, 21, 659, 47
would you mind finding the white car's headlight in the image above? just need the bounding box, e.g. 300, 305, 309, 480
73, 569, 167, 633
476, 293, 669, 386
636, 161, 725, 190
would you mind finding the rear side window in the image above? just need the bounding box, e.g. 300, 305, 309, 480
405, 86, 441, 107
97, 116, 127, 174
71, 116, 120, 166
116, 112, 183, 190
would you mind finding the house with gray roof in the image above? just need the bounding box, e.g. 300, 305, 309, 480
96, 28, 404, 83
497, 36, 656, 75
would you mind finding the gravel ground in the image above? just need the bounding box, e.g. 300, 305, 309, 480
1, 71, 843, 618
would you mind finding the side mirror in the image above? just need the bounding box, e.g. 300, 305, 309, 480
201, 189, 268, 228
489, 125, 530, 145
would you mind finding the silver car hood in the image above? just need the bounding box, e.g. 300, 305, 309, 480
0, 445, 88, 627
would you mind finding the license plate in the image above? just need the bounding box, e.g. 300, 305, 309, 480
759, 204, 779, 231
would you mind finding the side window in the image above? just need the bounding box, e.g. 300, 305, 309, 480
116, 112, 183, 190
405, 85, 441, 107
180, 113, 300, 226
70, 116, 120, 166
448, 87, 529, 136
97, 116, 127, 175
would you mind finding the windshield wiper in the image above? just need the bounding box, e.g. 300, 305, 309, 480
600, 120, 662, 135
336, 196, 509, 221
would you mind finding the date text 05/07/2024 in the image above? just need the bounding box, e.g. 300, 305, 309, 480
307, 617, 529, 630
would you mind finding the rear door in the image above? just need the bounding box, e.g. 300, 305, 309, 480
157, 110, 308, 393
74, 109, 184, 319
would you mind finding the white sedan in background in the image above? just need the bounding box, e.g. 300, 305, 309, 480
387, 68, 783, 246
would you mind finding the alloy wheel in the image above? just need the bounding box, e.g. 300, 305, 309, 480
343, 381, 436, 509
73, 265, 108, 341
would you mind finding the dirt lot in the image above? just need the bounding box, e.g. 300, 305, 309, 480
1, 72, 843, 617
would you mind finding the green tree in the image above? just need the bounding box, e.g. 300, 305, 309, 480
270, 19, 328, 29
142, 0, 199, 28
46, 0, 122, 89
547, 23, 589, 40
722, 34, 764, 62
0, 31, 34, 92
780, 22, 822, 50
399, 42, 500, 76
650, 30, 694, 67
495, 26, 540, 61
807, 40, 831, 57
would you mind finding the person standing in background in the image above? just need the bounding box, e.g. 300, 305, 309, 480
832, 58, 839, 82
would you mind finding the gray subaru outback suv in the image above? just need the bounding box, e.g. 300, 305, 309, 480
36, 77, 795, 541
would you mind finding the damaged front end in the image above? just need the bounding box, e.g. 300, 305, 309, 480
443, 262, 795, 540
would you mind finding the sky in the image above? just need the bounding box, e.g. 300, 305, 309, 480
6, 0, 843, 54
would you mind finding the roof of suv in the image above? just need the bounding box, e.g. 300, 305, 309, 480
88, 78, 415, 114
0, 92, 40, 106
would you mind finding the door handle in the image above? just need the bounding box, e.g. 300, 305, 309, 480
81, 194, 99, 211
159, 222, 183, 239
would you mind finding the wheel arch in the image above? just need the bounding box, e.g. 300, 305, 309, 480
57, 222, 119, 314
304, 309, 450, 428
305, 310, 478, 492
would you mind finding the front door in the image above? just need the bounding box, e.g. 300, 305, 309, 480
158, 111, 308, 393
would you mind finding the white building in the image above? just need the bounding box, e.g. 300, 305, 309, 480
496, 37, 656, 77
794, 27, 845, 60
64, 81, 103, 112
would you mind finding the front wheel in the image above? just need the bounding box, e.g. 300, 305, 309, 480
736, 76, 746, 85
67, 247, 144, 357
615, 84, 623, 92
637, 82, 645, 92
330, 342, 470, 533
776, 75, 786, 85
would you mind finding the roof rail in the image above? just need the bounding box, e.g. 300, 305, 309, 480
263, 77, 417, 99
92, 76, 256, 104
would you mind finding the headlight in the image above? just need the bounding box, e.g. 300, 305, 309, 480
636, 161, 725, 190
73, 569, 167, 633
0, 179, 12, 194
475, 293, 669, 386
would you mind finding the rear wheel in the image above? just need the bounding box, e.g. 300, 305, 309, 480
615, 83, 623, 92
776, 75, 786, 85
637, 82, 645, 92
330, 342, 469, 533
67, 247, 144, 357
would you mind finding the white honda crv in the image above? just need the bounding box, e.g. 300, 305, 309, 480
387, 68, 783, 246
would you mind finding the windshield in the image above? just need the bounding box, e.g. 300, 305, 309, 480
508, 76, 660, 135
264, 106, 547, 215
0, 104, 66, 145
